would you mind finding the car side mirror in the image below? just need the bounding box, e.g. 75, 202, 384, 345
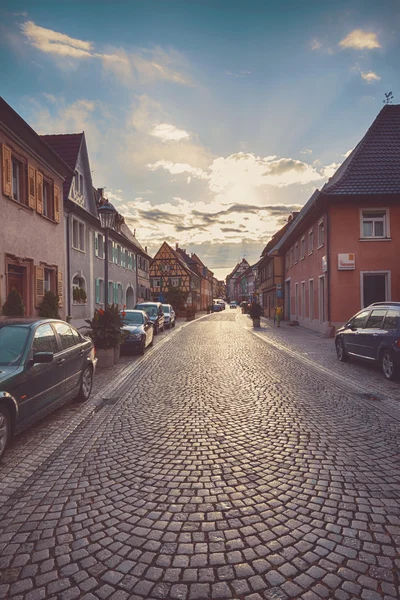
33, 352, 54, 364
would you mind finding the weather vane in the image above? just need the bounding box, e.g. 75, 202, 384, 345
383, 92, 394, 105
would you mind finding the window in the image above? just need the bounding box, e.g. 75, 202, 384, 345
365, 309, 387, 329
124, 250, 129, 269
95, 233, 104, 258
285, 253, 289, 271
361, 210, 387, 238
171, 278, 179, 287
318, 220, 324, 247
301, 237, 305, 260
80, 174, 84, 194
32, 324, 58, 354
308, 229, 313, 254
42, 179, 54, 220
301, 281, 305, 318
294, 242, 299, 264
44, 268, 55, 293
95, 278, 104, 304
108, 240, 113, 263
383, 310, 400, 331
290, 247, 293, 267
294, 283, 299, 318
309, 279, 314, 321
53, 322, 77, 349
12, 157, 23, 203
350, 310, 370, 330
72, 218, 85, 251
152, 279, 161, 287
319, 276, 325, 323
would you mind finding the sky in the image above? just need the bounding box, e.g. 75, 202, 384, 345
1, 1, 399, 279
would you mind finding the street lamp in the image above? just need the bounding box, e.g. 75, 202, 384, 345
98, 200, 117, 308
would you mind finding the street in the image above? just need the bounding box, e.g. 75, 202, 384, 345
1, 311, 400, 600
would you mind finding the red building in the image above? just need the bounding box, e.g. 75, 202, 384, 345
274, 105, 400, 335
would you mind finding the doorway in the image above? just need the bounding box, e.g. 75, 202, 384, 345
362, 272, 389, 307
284, 279, 290, 320
126, 286, 135, 309
319, 275, 325, 323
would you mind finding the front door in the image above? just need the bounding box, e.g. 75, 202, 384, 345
363, 273, 387, 307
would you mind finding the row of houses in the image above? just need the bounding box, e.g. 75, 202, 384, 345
228, 104, 400, 336
1, 97, 152, 327
149, 241, 225, 310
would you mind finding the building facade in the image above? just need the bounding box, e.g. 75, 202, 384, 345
1, 98, 70, 318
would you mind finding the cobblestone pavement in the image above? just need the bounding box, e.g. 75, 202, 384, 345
1, 311, 400, 600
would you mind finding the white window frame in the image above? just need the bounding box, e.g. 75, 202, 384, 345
300, 237, 305, 260
301, 281, 306, 319
360, 270, 391, 309
294, 282, 299, 319
72, 217, 85, 252
308, 229, 314, 255
294, 242, 299, 264
171, 277, 179, 287
309, 279, 314, 321
360, 208, 390, 240
317, 220, 324, 249
318, 275, 325, 323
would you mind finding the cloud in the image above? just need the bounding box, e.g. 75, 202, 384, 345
20, 20, 193, 86
343, 149, 353, 158
361, 71, 381, 82
21, 21, 94, 58
311, 39, 321, 50
146, 160, 209, 180
300, 148, 312, 155
225, 70, 252, 77
151, 123, 190, 142
339, 29, 381, 50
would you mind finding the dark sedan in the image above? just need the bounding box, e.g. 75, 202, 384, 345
0, 318, 97, 463
120, 310, 154, 354
335, 302, 400, 380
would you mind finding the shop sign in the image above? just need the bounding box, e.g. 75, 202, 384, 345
338, 253, 355, 270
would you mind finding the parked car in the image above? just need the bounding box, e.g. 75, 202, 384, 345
214, 299, 226, 310
335, 302, 400, 380
120, 310, 154, 354
230, 301, 237, 309
134, 302, 165, 335
162, 304, 176, 328
212, 303, 223, 312
0, 318, 97, 463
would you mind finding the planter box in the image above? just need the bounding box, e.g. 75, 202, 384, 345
114, 344, 120, 363
252, 318, 261, 328
96, 348, 114, 368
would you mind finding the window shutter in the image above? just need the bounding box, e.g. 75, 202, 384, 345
58, 270, 63, 307
35, 266, 45, 307
54, 184, 61, 223
36, 171, 43, 214
95, 233, 98, 256
1, 144, 12, 197
95, 278, 100, 303
28, 165, 36, 209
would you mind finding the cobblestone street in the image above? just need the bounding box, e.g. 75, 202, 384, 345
1, 311, 400, 600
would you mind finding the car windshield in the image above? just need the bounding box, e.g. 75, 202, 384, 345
0, 325, 30, 366
121, 312, 144, 325
162, 306, 170, 314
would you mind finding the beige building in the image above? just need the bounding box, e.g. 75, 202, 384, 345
0, 97, 71, 317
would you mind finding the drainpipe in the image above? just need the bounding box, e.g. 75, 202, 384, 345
326, 209, 331, 326
66, 212, 72, 317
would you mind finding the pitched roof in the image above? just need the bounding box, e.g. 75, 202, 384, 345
322, 105, 400, 195
270, 190, 321, 253
41, 133, 83, 199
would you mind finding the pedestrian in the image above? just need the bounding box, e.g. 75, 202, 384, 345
275, 304, 283, 327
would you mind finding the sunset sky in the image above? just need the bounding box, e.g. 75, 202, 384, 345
1, 0, 398, 278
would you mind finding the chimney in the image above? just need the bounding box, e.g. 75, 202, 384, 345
97, 187, 104, 198
145, 246, 147, 253
176, 243, 179, 250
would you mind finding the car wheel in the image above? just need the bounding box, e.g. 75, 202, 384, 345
335, 338, 348, 362
382, 350, 398, 381
139, 338, 146, 355
0, 404, 11, 463
75, 366, 93, 402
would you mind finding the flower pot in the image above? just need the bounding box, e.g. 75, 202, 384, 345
113, 344, 120, 363
96, 348, 114, 368
252, 318, 261, 328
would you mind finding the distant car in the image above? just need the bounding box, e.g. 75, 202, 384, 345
162, 304, 176, 328
134, 302, 165, 335
0, 318, 97, 463
214, 299, 226, 310
230, 301, 237, 309
335, 302, 400, 380
212, 303, 222, 312
120, 310, 154, 355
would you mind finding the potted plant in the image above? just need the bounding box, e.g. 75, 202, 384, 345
39, 291, 60, 319
249, 301, 263, 328
79, 287, 87, 304
85, 304, 124, 367
73, 287, 80, 303
2, 288, 25, 316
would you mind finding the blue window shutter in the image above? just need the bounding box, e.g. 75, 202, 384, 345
114, 283, 118, 304
95, 232, 98, 256
95, 279, 100, 303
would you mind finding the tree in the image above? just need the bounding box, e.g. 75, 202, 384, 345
2, 288, 25, 316
39, 291, 60, 319
164, 284, 189, 312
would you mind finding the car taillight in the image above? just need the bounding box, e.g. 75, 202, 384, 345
396, 339, 400, 349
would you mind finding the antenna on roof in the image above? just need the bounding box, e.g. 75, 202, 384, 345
383, 91, 394, 105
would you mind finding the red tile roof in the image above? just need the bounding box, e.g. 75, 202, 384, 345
41, 133, 83, 199
323, 105, 400, 195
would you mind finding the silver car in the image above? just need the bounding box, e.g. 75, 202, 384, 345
120, 310, 154, 354
162, 304, 176, 328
